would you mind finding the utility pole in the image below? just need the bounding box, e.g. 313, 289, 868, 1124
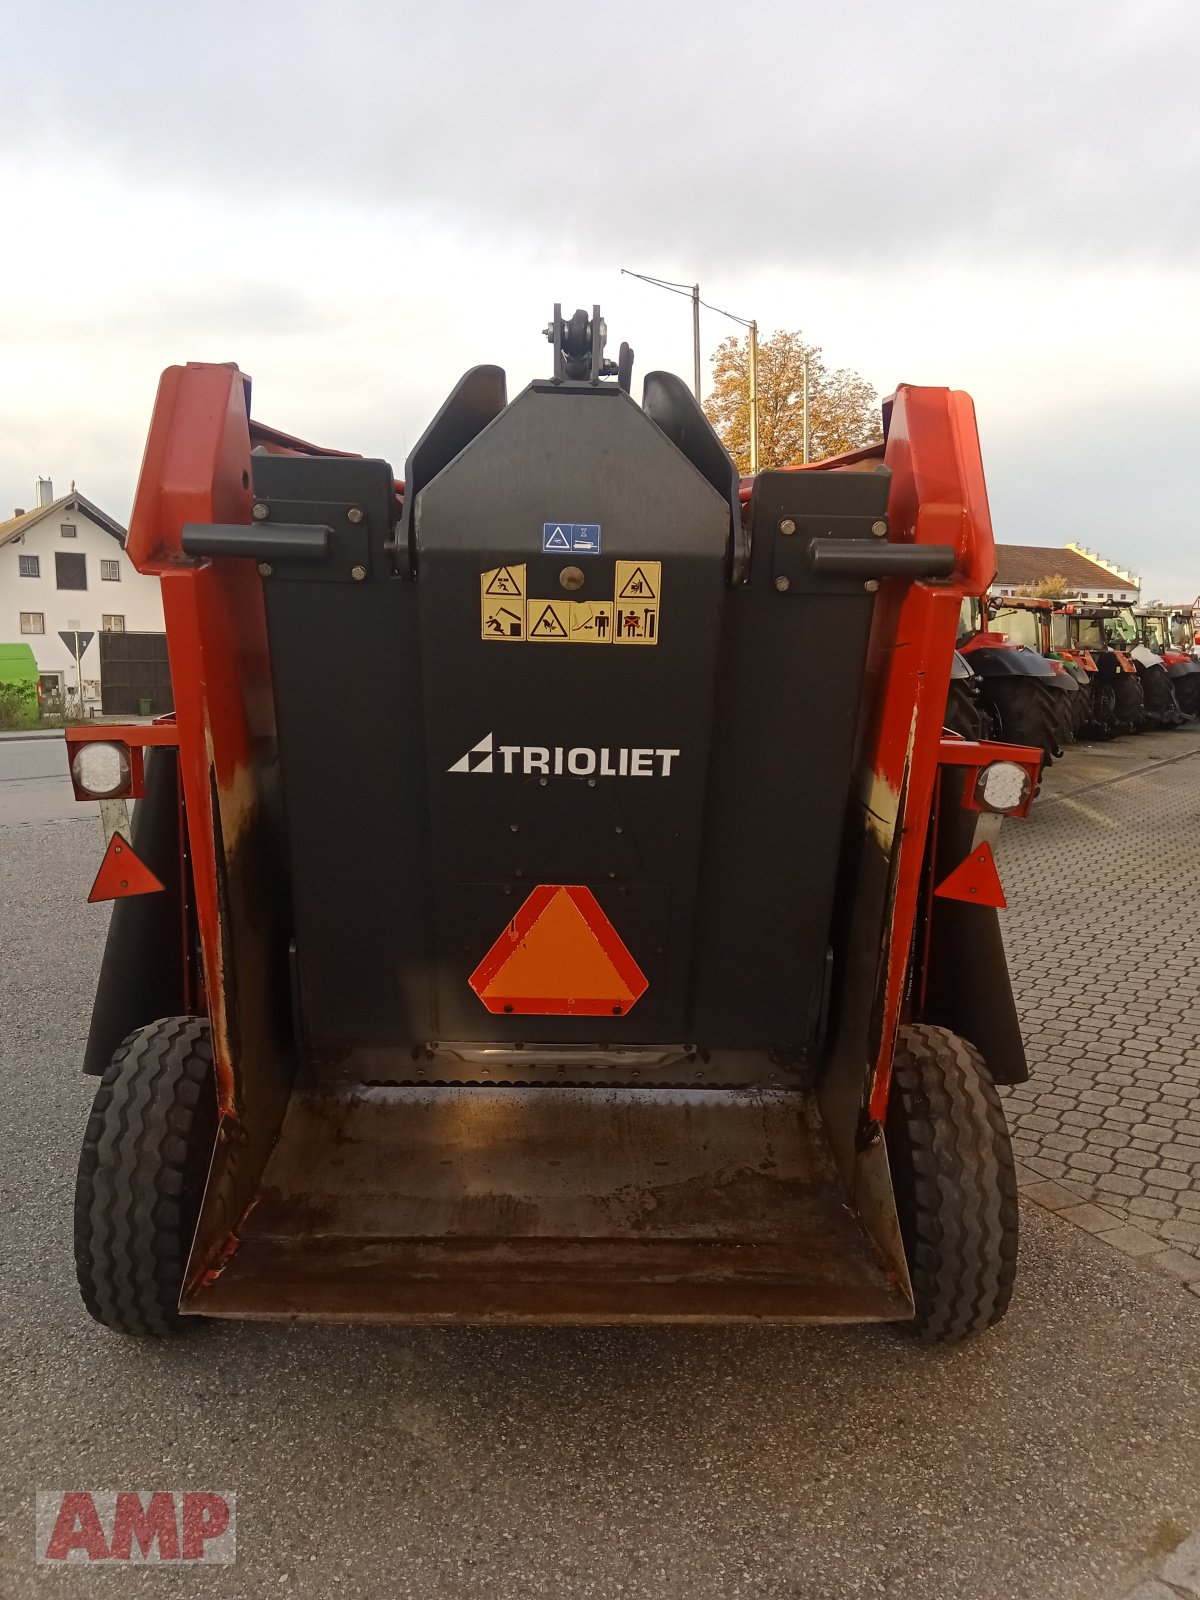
621, 270, 759, 461
691, 285, 702, 402
747, 321, 759, 474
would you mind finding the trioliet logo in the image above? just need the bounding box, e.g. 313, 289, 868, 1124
448, 732, 680, 777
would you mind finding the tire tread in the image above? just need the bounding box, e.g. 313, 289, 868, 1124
886, 1024, 1019, 1343
74, 1017, 216, 1336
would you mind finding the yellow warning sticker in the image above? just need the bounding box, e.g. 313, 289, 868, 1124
527, 599, 572, 641
613, 560, 661, 646
615, 561, 659, 602
480, 561, 660, 646
481, 564, 526, 641
568, 601, 614, 644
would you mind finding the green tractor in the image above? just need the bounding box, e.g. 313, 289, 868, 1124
1112, 605, 1199, 721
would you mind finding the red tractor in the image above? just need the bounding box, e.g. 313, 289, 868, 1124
64, 310, 1040, 1345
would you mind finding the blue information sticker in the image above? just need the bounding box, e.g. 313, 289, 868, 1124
543, 522, 602, 554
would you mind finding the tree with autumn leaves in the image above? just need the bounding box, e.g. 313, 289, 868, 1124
703, 329, 882, 473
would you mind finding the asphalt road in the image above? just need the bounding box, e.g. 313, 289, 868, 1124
2, 742, 1199, 1598
0, 733, 94, 827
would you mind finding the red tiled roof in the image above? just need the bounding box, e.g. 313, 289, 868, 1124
993, 545, 1136, 592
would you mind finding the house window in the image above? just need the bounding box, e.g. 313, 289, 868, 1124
100, 559, 120, 581
18, 554, 39, 577
61, 524, 77, 538
55, 551, 87, 590
102, 614, 125, 632
20, 612, 44, 634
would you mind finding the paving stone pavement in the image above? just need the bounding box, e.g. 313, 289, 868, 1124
997, 727, 1200, 1292
1121, 1525, 1200, 1598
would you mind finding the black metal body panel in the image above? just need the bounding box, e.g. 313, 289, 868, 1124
922, 770, 1029, 1084
415, 383, 729, 1044
689, 469, 888, 1056
252, 388, 904, 1066
83, 749, 186, 1074
253, 454, 436, 1054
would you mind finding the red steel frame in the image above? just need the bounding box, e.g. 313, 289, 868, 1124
75, 366, 1037, 1141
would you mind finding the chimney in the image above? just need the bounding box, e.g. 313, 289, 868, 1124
35, 477, 54, 507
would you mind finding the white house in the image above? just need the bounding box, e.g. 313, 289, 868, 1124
0, 480, 165, 709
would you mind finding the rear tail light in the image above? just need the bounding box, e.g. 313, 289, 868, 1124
71, 741, 132, 799
974, 760, 1031, 814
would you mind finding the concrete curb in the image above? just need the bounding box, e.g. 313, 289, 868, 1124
1118, 1527, 1200, 1598
0, 728, 65, 742
1016, 1165, 1200, 1297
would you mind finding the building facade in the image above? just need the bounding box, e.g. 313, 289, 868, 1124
989, 542, 1140, 604
0, 482, 165, 708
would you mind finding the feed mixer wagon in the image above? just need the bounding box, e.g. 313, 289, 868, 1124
65, 306, 1041, 1344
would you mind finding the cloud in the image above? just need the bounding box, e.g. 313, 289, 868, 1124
0, 0, 1197, 605
3, 0, 1198, 274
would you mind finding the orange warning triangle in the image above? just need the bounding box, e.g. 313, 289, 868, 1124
933, 841, 1006, 909
470, 885, 648, 1016
87, 832, 165, 904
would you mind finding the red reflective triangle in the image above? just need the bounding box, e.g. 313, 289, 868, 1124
87, 832, 165, 904
933, 840, 1006, 909
470, 885, 648, 1016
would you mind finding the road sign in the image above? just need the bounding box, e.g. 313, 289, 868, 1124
469, 884, 648, 1016
58, 630, 95, 656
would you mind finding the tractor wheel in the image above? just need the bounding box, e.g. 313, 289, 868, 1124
1112, 672, 1145, 734
1071, 685, 1092, 740
1172, 674, 1200, 719
885, 1024, 1019, 1343
74, 1017, 217, 1336
1085, 680, 1119, 739
1140, 666, 1183, 728
981, 679, 1061, 764
1048, 688, 1077, 750
944, 679, 991, 740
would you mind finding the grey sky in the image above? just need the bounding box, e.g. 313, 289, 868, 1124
2, 0, 1198, 594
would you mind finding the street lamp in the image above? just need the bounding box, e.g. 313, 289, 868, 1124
621, 270, 762, 473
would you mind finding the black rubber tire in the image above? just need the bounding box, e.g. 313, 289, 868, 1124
1112, 671, 1145, 734
1048, 686, 1077, 749
74, 1017, 217, 1336
1139, 665, 1183, 728
981, 678, 1062, 763
885, 1024, 1019, 1343
944, 679, 991, 740
1172, 673, 1200, 719
1084, 680, 1119, 739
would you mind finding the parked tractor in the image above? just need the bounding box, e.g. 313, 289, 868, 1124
1113, 605, 1200, 720
956, 597, 1071, 764
988, 598, 1088, 746
63, 308, 1042, 1346
1053, 605, 1147, 736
